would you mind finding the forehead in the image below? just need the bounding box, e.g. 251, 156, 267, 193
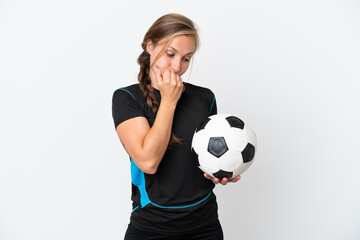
165, 35, 195, 54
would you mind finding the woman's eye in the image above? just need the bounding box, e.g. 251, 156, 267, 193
166, 53, 174, 57
183, 58, 190, 62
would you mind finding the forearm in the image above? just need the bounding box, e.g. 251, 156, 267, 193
141, 100, 176, 172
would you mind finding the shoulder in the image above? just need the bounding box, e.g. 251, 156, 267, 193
183, 83, 217, 115
112, 84, 147, 128
185, 83, 215, 97
185, 83, 216, 104
113, 84, 142, 101
112, 84, 147, 106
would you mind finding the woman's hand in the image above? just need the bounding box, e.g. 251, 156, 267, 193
204, 173, 241, 185
155, 68, 184, 106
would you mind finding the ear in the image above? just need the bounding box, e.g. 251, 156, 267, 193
146, 39, 154, 54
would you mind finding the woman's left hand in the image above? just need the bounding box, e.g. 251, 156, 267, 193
204, 173, 241, 185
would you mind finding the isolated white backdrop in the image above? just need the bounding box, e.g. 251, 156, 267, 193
0, 0, 359, 239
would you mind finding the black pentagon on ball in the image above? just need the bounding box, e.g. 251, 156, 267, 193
225, 116, 245, 129
196, 117, 211, 133
213, 170, 233, 179
242, 143, 256, 163
208, 137, 228, 158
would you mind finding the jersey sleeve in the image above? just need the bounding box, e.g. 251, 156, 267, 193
209, 92, 217, 116
112, 88, 145, 129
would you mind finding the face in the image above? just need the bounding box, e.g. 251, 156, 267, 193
147, 35, 195, 84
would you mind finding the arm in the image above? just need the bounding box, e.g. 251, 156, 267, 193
116, 69, 183, 174
116, 100, 176, 174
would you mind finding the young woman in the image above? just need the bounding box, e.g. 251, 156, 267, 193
112, 13, 240, 240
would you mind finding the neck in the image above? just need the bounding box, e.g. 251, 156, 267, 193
149, 68, 159, 90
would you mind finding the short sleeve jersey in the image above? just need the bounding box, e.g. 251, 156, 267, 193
112, 83, 218, 235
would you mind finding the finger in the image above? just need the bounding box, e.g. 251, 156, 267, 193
163, 69, 171, 82
176, 74, 183, 89
221, 178, 228, 185
204, 173, 212, 180
228, 175, 241, 183
170, 70, 176, 80
213, 178, 220, 184
204, 173, 218, 184
170, 71, 178, 86
155, 68, 163, 83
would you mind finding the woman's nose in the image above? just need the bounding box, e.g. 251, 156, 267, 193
171, 59, 181, 73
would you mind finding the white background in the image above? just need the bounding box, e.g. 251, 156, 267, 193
1, 0, 359, 239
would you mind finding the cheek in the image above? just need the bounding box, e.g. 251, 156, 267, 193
153, 56, 170, 70
179, 62, 190, 75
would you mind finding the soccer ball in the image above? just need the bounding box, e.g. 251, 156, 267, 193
191, 114, 257, 179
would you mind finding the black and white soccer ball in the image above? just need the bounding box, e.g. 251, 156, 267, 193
191, 114, 257, 179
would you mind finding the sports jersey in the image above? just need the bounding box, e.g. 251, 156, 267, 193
112, 82, 218, 235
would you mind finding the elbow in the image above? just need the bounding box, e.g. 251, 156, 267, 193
144, 167, 157, 175
143, 163, 158, 175
137, 158, 159, 175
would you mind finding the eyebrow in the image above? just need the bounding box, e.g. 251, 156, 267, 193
168, 46, 194, 56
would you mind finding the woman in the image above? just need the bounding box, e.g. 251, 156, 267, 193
112, 13, 240, 239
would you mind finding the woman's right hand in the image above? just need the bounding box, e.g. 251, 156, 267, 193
155, 68, 184, 106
